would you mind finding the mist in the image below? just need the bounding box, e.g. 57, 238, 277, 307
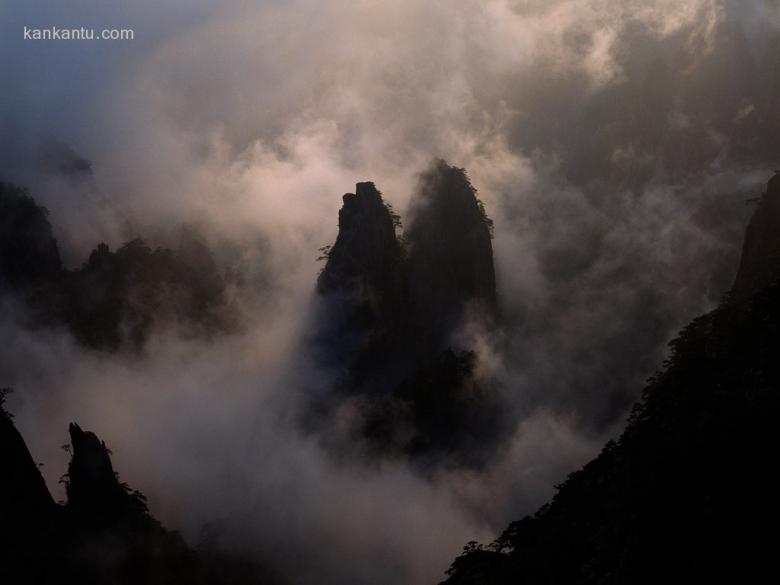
2, 1, 779, 584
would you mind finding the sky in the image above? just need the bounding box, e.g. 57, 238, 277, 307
2, 1, 780, 584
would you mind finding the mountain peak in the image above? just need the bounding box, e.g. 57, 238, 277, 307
405, 160, 497, 344
66, 422, 147, 527
317, 181, 406, 312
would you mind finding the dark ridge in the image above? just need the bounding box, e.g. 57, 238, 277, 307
440, 173, 780, 584
0, 181, 233, 351
0, 400, 277, 585
56, 237, 230, 351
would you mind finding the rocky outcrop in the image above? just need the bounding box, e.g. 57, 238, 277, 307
314, 163, 504, 463
317, 182, 408, 332
65, 422, 147, 529
406, 160, 497, 345
730, 171, 780, 301
316, 164, 497, 361
314, 182, 413, 396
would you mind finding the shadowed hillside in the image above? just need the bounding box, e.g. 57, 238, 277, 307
440, 173, 780, 584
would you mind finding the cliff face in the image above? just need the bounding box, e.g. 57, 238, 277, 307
406, 160, 497, 344
317, 182, 408, 335
440, 174, 780, 584
317, 165, 497, 354
730, 172, 780, 301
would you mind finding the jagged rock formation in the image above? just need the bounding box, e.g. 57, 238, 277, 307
317, 182, 407, 314
0, 393, 272, 585
440, 173, 780, 584
314, 162, 504, 464
0, 181, 232, 351
65, 422, 148, 529
730, 171, 780, 301
316, 182, 411, 386
406, 160, 497, 344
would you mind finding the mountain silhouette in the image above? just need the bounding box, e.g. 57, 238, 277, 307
316, 181, 413, 392
406, 159, 497, 346
440, 173, 780, 583
0, 390, 277, 585
0, 181, 233, 351
314, 161, 505, 465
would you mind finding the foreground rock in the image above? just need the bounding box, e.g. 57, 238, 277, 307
0, 393, 276, 585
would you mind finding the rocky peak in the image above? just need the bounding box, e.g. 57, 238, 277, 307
310, 167, 505, 464
405, 160, 497, 343
66, 422, 146, 527
318, 182, 404, 294
317, 182, 408, 334
731, 172, 780, 302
